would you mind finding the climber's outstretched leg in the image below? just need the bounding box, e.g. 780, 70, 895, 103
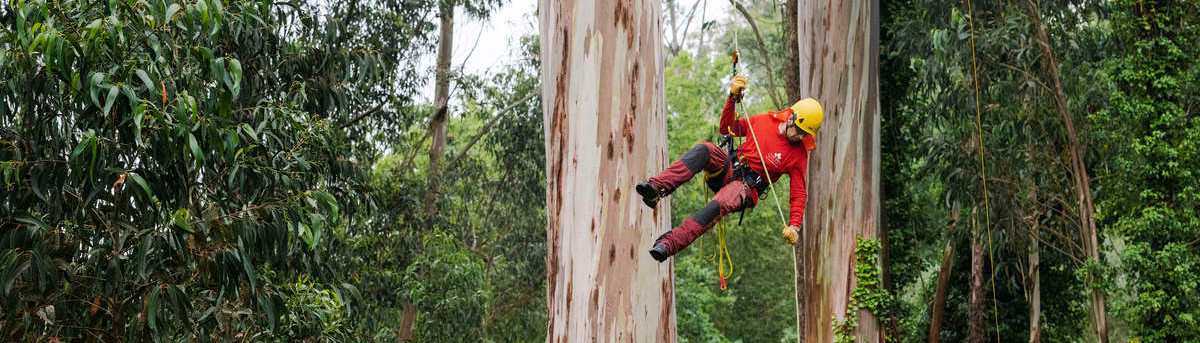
649, 180, 758, 262
636, 141, 728, 208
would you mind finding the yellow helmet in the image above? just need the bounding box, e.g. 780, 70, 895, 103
789, 98, 823, 135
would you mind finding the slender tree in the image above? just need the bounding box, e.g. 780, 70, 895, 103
1022, 3, 1107, 341
426, 0, 456, 219
929, 240, 955, 343
782, 0, 802, 103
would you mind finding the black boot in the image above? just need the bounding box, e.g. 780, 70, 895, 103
648, 243, 671, 262
636, 181, 670, 209
648, 231, 673, 262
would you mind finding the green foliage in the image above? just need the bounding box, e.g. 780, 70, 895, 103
0, 0, 435, 340
674, 254, 735, 342
354, 31, 546, 342
853, 237, 892, 318
1094, 0, 1200, 340
833, 236, 893, 343
881, 0, 1111, 341
404, 230, 491, 341
267, 271, 350, 339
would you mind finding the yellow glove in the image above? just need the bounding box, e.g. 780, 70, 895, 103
782, 225, 800, 245
729, 75, 748, 99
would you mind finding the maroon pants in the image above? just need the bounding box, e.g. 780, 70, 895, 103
649, 142, 758, 255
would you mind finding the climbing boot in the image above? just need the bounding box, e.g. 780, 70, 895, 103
649, 243, 671, 262
648, 230, 673, 262
636, 181, 670, 209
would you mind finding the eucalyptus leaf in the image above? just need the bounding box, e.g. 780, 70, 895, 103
102, 84, 118, 115
135, 69, 155, 95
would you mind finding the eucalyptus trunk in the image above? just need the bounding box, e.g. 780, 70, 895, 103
539, 0, 676, 341
426, 0, 454, 220
969, 236, 985, 343
795, 0, 883, 341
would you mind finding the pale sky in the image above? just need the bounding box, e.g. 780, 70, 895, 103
415, 0, 538, 102
418, 0, 732, 102
454, 0, 540, 75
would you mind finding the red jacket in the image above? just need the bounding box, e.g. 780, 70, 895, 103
719, 97, 809, 227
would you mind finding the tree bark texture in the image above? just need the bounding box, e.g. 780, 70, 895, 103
928, 240, 954, 343
1023, 4, 1107, 342
782, 0, 801, 103
795, 0, 882, 341
969, 236, 985, 343
539, 0, 676, 341
425, 0, 454, 220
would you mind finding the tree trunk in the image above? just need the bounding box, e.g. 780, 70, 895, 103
928, 240, 954, 343
1023, 4, 1107, 342
795, 0, 882, 341
782, 2, 804, 339
425, 0, 454, 220
782, 0, 801, 103
969, 234, 985, 343
968, 209, 987, 343
1028, 226, 1042, 343
539, 0, 676, 341
667, 0, 679, 55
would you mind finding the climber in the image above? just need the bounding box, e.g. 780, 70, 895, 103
636, 75, 822, 262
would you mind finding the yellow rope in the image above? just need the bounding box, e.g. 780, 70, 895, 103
701, 171, 734, 284
718, 220, 733, 289
736, 100, 798, 337
965, 0, 1001, 341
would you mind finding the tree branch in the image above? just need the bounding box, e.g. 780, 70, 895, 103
398, 130, 431, 173
675, 0, 704, 55
447, 87, 540, 169
340, 102, 386, 128
996, 62, 1052, 95
731, 0, 784, 109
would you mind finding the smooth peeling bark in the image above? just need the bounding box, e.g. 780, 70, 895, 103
539, 0, 676, 341
795, 0, 883, 341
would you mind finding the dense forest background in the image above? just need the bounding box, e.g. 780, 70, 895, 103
2, 0, 1196, 341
